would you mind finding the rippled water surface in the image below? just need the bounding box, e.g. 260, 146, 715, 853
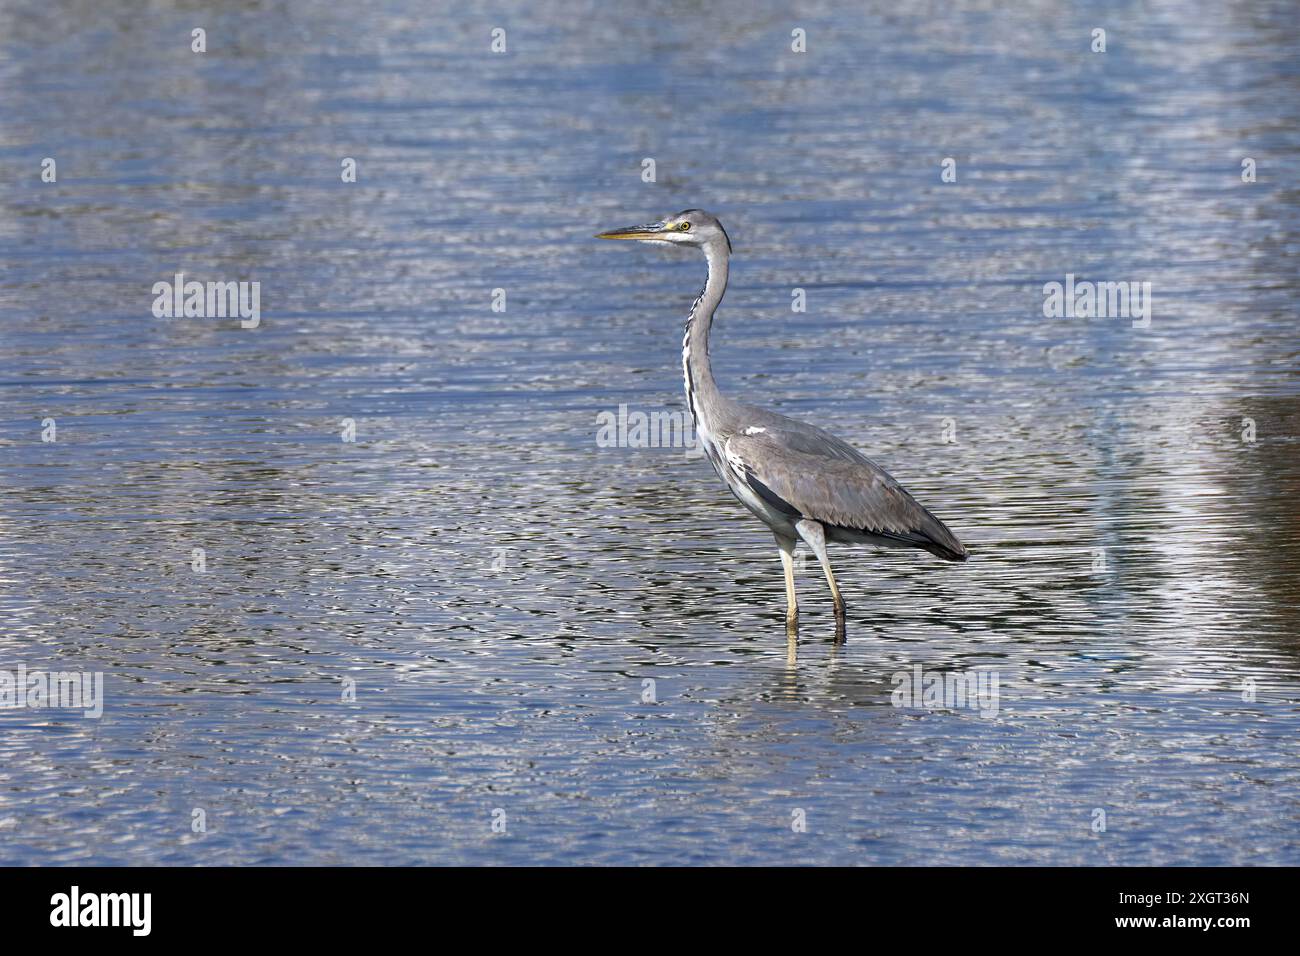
1, 0, 1298, 865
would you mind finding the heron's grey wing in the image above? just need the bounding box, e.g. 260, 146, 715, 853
732, 403, 874, 466
723, 428, 967, 560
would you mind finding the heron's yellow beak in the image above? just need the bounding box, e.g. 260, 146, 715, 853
595, 221, 667, 240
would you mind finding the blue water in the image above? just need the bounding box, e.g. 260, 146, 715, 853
1, 0, 1298, 865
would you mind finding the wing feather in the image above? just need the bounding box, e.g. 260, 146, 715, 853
725, 428, 967, 560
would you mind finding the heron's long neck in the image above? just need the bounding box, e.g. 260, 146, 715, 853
682, 243, 728, 432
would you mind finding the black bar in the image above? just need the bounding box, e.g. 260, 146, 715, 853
0, 866, 1280, 941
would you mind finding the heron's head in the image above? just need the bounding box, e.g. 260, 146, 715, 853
596, 209, 731, 253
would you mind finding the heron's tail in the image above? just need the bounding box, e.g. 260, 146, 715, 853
920, 537, 968, 562
910, 509, 968, 562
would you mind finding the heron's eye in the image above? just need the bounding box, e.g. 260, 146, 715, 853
678, 222, 691, 231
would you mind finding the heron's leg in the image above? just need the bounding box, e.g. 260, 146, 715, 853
775, 533, 799, 633
796, 519, 846, 621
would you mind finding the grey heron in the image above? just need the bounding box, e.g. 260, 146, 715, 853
597, 210, 966, 637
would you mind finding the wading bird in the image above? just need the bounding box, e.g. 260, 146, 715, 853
597, 210, 966, 638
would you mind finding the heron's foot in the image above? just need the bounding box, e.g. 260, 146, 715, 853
785, 606, 799, 635
832, 598, 847, 642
